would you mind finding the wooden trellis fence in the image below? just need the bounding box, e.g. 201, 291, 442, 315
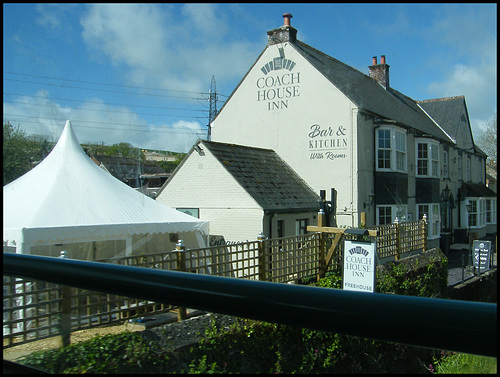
3, 215, 428, 348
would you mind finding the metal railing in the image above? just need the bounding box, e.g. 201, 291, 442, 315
3, 253, 496, 358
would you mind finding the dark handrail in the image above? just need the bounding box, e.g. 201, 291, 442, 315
3, 253, 497, 357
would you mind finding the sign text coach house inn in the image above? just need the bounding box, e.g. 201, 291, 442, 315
157, 13, 496, 250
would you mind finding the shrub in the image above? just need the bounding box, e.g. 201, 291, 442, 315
19, 331, 168, 374
18, 254, 451, 374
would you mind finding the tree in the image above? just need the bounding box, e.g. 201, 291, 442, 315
4, 121, 33, 185
3, 120, 53, 185
107, 142, 145, 160
477, 114, 497, 164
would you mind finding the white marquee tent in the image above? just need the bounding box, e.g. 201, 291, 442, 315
3, 120, 209, 261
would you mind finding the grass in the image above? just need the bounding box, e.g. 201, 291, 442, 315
433, 352, 497, 374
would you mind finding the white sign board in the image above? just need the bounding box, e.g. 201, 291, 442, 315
473, 240, 492, 272
343, 240, 376, 293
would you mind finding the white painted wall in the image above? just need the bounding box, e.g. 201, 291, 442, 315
156, 143, 264, 243
212, 42, 359, 227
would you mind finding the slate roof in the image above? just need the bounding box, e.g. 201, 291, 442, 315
292, 40, 454, 144
200, 140, 321, 213
462, 182, 497, 198
417, 96, 468, 142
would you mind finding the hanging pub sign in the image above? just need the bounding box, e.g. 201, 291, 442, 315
343, 240, 376, 293
472, 240, 492, 273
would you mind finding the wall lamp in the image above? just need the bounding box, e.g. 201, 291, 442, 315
364, 193, 376, 209
193, 145, 204, 155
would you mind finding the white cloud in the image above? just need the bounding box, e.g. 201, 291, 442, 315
3, 91, 204, 152
137, 120, 206, 152
81, 4, 170, 71
80, 4, 261, 94
35, 4, 62, 29
424, 5, 497, 139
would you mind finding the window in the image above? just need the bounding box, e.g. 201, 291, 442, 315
295, 218, 308, 236
466, 155, 471, 182
480, 199, 486, 226
486, 199, 497, 224
464, 199, 488, 228
417, 143, 428, 176
443, 150, 449, 179
376, 205, 407, 225
431, 144, 439, 177
418, 204, 440, 239
396, 131, 406, 171
376, 127, 407, 173
416, 139, 440, 178
377, 206, 392, 225
377, 129, 391, 169
467, 200, 478, 227
457, 155, 462, 180
176, 208, 199, 218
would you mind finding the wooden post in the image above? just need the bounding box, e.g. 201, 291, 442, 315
58, 251, 71, 348
257, 232, 267, 281
422, 214, 428, 252
318, 209, 325, 228
360, 212, 367, 228
394, 217, 401, 261
175, 240, 187, 321
317, 210, 327, 281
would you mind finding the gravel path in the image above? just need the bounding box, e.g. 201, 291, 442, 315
140, 313, 241, 351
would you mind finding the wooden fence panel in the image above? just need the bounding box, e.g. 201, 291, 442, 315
266, 234, 320, 283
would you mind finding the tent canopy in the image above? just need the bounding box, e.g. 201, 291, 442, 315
3, 120, 208, 258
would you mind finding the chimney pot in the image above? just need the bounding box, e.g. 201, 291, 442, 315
268, 13, 297, 45
368, 55, 390, 89
283, 13, 293, 26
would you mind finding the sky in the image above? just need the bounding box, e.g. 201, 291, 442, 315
3, 3, 497, 153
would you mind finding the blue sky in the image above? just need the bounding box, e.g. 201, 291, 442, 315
3, 3, 497, 152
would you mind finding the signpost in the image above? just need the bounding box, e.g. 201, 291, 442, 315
343, 240, 376, 293
472, 240, 492, 274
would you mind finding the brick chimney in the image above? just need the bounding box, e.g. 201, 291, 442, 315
267, 13, 297, 45
369, 55, 390, 89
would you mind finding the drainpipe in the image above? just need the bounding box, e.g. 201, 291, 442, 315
373, 123, 381, 225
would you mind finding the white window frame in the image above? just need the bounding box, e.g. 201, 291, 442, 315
486, 198, 497, 224
465, 198, 487, 229
443, 150, 449, 179
376, 205, 408, 225
395, 130, 406, 172
418, 203, 441, 239
480, 199, 486, 226
466, 155, 471, 182
376, 126, 407, 173
416, 139, 440, 178
457, 155, 463, 180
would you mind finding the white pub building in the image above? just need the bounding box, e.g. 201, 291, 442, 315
159, 13, 496, 251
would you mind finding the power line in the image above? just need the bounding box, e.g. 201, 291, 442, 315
3, 99, 205, 119
3, 114, 208, 135
4, 77, 208, 102
3, 91, 206, 113
3, 71, 230, 97
3, 72, 229, 144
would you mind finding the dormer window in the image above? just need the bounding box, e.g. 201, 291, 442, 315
376, 126, 407, 173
